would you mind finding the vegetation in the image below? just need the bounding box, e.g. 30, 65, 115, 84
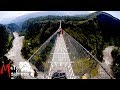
29, 43, 54, 72
64, 18, 104, 62
111, 47, 120, 79
72, 58, 98, 78
21, 20, 59, 59
20, 13, 120, 75
7, 32, 14, 50
0, 24, 13, 57
7, 23, 21, 32
0, 24, 13, 79
21, 25, 56, 71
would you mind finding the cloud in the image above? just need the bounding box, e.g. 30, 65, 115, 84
60, 11, 90, 15
88, 11, 96, 13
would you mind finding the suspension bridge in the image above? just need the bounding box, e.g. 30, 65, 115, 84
20, 20, 114, 79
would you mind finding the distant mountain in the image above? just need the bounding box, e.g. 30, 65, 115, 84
82, 11, 120, 46
11, 12, 67, 26
6, 23, 21, 32
87, 11, 120, 25
97, 12, 120, 27
96, 11, 120, 44
86, 11, 102, 18
84, 11, 120, 40
11, 11, 90, 26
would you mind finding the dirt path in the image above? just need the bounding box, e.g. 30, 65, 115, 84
102, 46, 115, 74
94, 46, 115, 79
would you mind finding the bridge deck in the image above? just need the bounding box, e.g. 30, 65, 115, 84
48, 33, 75, 79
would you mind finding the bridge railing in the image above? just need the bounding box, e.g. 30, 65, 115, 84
26, 28, 114, 79
26, 29, 61, 75
63, 30, 114, 79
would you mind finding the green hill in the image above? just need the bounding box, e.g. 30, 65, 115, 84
20, 13, 120, 78
0, 24, 13, 58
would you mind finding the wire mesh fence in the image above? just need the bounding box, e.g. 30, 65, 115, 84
63, 30, 114, 79
25, 27, 114, 79
26, 29, 61, 78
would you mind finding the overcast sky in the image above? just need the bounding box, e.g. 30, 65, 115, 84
0, 11, 120, 24
0, 11, 41, 24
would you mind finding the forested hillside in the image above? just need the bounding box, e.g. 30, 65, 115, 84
0, 24, 13, 58
7, 23, 21, 32
21, 12, 120, 77
21, 15, 88, 59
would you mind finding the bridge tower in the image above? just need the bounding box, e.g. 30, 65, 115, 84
59, 20, 62, 29
59, 20, 64, 34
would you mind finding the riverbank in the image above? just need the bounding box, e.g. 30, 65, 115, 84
5, 32, 35, 79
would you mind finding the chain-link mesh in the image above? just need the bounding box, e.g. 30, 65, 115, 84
63, 30, 114, 79
26, 29, 60, 78
26, 27, 114, 79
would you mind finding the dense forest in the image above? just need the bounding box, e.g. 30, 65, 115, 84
7, 23, 21, 32
0, 24, 13, 76
0, 24, 13, 58
111, 47, 120, 79
0, 24, 9, 57
20, 12, 120, 78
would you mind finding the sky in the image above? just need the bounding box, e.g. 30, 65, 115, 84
0, 11, 41, 24
0, 11, 120, 24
